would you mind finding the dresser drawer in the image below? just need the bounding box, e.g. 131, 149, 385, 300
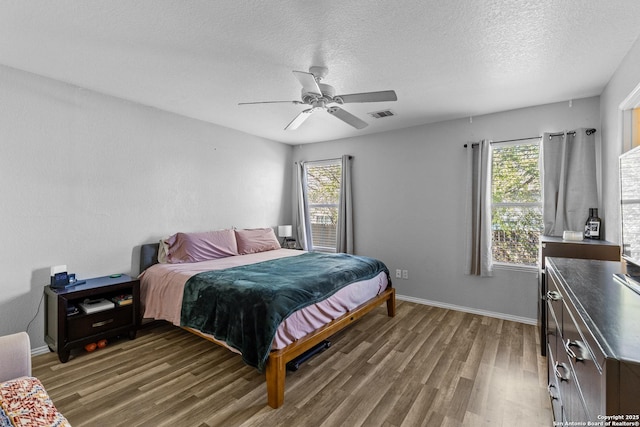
562, 298, 605, 420
547, 343, 563, 422
67, 307, 133, 341
546, 271, 564, 337
546, 299, 560, 362
555, 340, 589, 422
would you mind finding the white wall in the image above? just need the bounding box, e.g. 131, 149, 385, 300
293, 97, 601, 322
0, 65, 292, 347
600, 36, 640, 245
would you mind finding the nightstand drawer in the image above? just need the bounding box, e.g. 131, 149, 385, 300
67, 307, 133, 341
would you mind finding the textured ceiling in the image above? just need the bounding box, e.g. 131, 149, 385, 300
1, 1, 640, 144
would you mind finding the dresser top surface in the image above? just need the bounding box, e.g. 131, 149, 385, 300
547, 257, 640, 362
540, 235, 620, 247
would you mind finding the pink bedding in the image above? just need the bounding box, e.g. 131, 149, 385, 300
139, 249, 388, 350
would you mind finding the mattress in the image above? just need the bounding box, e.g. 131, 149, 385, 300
139, 249, 388, 350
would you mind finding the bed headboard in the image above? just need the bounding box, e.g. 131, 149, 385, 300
140, 243, 160, 273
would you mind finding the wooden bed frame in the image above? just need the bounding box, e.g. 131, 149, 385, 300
139, 243, 396, 408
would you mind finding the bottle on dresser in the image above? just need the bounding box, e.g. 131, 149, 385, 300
585, 208, 602, 239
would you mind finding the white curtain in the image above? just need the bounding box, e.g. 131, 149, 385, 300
295, 162, 312, 250
336, 155, 353, 254
542, 129, 598, 236
465, 140, 493, 276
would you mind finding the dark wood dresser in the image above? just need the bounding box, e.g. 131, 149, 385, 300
539, 236, 620, 355
546, 257, 640, 422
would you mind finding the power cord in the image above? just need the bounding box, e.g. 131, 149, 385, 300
26, 291, 44, 334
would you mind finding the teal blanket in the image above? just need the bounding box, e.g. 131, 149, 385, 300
180, 252, 389, 372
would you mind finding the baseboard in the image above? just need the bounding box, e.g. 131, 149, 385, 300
396, 294, 537, 326
31, 345, 51, 356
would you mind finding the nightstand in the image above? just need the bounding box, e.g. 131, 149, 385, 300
44, 274, 140, 363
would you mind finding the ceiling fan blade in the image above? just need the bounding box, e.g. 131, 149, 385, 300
327, 107, 368, 129
335, 90, 397, 104
238, 100, 303, 105
292, 71, 322, 96
285, 108, 314, 130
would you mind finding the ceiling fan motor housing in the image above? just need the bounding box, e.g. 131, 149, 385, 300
302, 83, 335, 103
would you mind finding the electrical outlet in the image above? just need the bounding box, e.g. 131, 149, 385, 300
402, 270, 408, 279
395, 269, 402, 279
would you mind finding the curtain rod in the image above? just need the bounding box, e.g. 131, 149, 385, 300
296, 155, 352, 165
463, 128, 596, 148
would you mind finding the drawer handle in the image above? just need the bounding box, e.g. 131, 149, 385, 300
92, 319, 114, 328
565, 339, 589, 363
547, 383, 559, 401
546, 290, 562, 301
554, 362, 571, 382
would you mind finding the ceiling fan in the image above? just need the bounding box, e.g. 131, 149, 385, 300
238, 66, 397, 130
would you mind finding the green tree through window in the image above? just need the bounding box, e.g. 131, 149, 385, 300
305, 160, 342, 251
491, 142, 542, 265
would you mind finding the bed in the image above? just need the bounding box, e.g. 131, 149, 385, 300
138, 228, 396, 408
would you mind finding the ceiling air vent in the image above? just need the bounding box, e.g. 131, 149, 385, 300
368, 109, 395, 119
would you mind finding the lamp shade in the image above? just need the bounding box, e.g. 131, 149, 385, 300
278, 225, 292, 238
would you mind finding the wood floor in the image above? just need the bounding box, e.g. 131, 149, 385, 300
32, 301, 553, 427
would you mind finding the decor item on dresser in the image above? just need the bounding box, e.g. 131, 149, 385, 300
138, 227, 395, 408
545, 257, 640, 423
0, 332, 70, 427
561, 230, 583, 241
538, 236, 620, 356
584, 208, 602, 239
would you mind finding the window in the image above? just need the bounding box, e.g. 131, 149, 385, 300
491, 141, 542, 266
304, 159, 342, 252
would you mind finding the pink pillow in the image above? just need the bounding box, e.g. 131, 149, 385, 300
165, 229, 238, 263
235, 228, 281, 255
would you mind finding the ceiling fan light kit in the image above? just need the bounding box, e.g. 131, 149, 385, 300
239, 66, 397, 131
